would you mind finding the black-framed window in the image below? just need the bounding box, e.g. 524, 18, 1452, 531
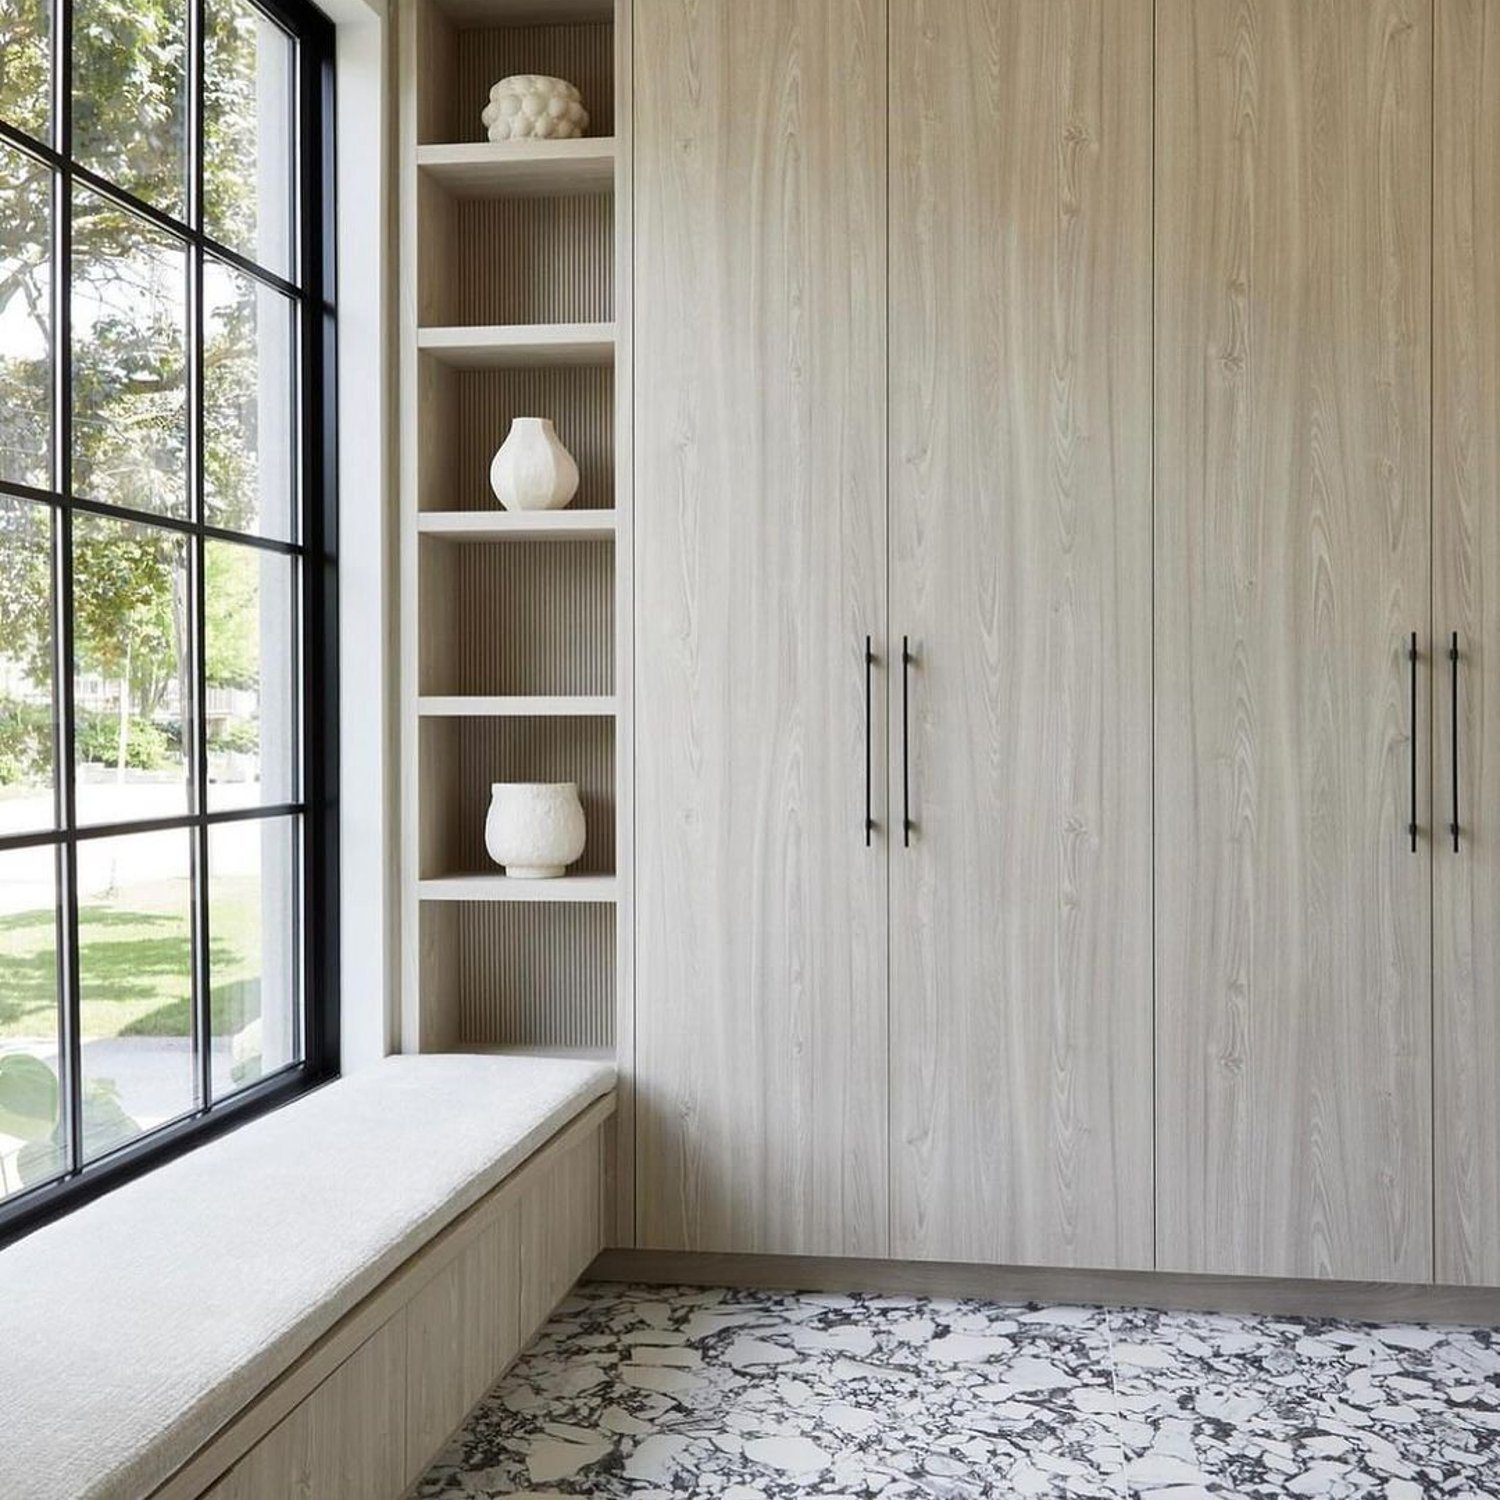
0, 0, 337, 1243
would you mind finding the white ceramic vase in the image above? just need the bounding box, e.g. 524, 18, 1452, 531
489, 417, 580, 512
481, 75, 589, 142
484, 782, 586, 879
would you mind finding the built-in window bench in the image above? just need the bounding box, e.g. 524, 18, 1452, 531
0, 1054, 615, 1500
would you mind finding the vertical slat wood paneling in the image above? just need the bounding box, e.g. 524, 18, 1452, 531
1155, 0, 1433, 1283
203, 1319, 409, 1500
419, 538, 614, 697
453, 903, 615, 1048
422, 195, 613, 328
433, 367, 614, 513
448, 23, 616, 144
634, 0, 889, 1258
517, 1129, 603, 1339
419, 716, 615, 877
404, 1204, 520, 1478
887, 0, 1155, 1272
1435, 0, 1500, 1289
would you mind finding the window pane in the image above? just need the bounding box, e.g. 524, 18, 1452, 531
0, 497, 55, 836
210, 816, 297, 1100
72, 0, 188, 218
0, 0, 52, 144
73, 513, 192, 825
71, 188, 189, 519
77, 830, 196, 1159
205, 0, 295, 280
0, 141, 53, 491
204, 259, 295, 540
206, 541, 295, 810
0, 846, 64, 1201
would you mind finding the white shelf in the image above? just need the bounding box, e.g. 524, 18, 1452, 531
417, 323, 615, 369
418, 874, 619, 904
418, 510, 616, 542
418, 139, 615, 198
417, 695, 616, 718
433, 0, 611, 24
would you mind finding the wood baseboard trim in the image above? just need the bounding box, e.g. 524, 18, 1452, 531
586, 1250, 1500, 1326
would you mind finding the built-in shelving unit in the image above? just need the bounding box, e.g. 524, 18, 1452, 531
400, 0, 633, 1237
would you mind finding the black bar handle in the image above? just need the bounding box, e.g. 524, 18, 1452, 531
1409, 631, 1419, 853
864, 636, 874, 847
902, 636, 913, 847
1451, 631, 1461, 853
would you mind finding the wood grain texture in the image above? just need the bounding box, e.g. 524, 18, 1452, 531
405, 1211, 521, 1478
1435, 0, 1500, 1289
518, 1128, 603, 1338
200, 1318, 408, 1500
1154, 0, 1432, 1282
887, 0, 1154, 1270
633, 0, 889, 1256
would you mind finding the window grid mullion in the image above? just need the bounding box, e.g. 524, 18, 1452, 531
54, 0, 84, 1181
190, 0, 213, 1115
0, 118, 306, 304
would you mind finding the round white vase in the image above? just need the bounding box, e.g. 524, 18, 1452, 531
489, 417, 580, 512
484, 782, 586, 879
481, 75, 589, 142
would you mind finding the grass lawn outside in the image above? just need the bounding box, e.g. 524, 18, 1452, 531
0, 877, 263, 1044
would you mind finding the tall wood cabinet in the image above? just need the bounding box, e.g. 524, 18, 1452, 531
1435, 0, 1500, 1288
632, 0, 889, 1255
628, 0, 1500, 1287
1154, 0, 1434, 1283
887, 0, 1154, 1271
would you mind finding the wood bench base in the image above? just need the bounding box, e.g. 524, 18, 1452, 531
151, 1095, 615, 1500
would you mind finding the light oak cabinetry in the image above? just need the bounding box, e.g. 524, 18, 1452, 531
632, 0, 890, 1255
1154, 0, 1433, 1284
888, 0, 1154, 1270
1435, 0, 1500, 1288
620, 0, 1500, 1288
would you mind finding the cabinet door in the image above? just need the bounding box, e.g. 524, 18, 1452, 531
888, 0, 1155, 1269
1435, 0, 1500, 1288
633, 0, 889, 1255
1155, 0, 1432, 1282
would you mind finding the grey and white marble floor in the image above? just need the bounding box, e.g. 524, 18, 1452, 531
414, 1283, 1500, 1499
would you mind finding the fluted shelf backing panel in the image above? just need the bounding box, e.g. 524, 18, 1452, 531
419, 715, 616, 878
440, 23, 615, 144
420, 538, 613, 696
446, 902, 615, 1049
425, 195, 613, 328
429, 366, 613, 512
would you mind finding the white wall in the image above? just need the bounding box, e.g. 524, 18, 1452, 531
325, 0, 397, 1072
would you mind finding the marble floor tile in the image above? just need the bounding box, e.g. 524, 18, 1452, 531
415, 1284, 1127, 1498
1107, 1306, 1500, 1499
414, 1284, 1500, 1499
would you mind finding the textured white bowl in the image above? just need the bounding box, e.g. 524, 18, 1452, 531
481, 75, 589, 142
484, 782, 586, 879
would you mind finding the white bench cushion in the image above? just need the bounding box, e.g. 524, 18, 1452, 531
0, 1053, 614, 1500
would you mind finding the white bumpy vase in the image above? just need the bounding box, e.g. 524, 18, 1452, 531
482, 75, 589, 142
485, 783, 586, 879
489, 417, 580, 512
